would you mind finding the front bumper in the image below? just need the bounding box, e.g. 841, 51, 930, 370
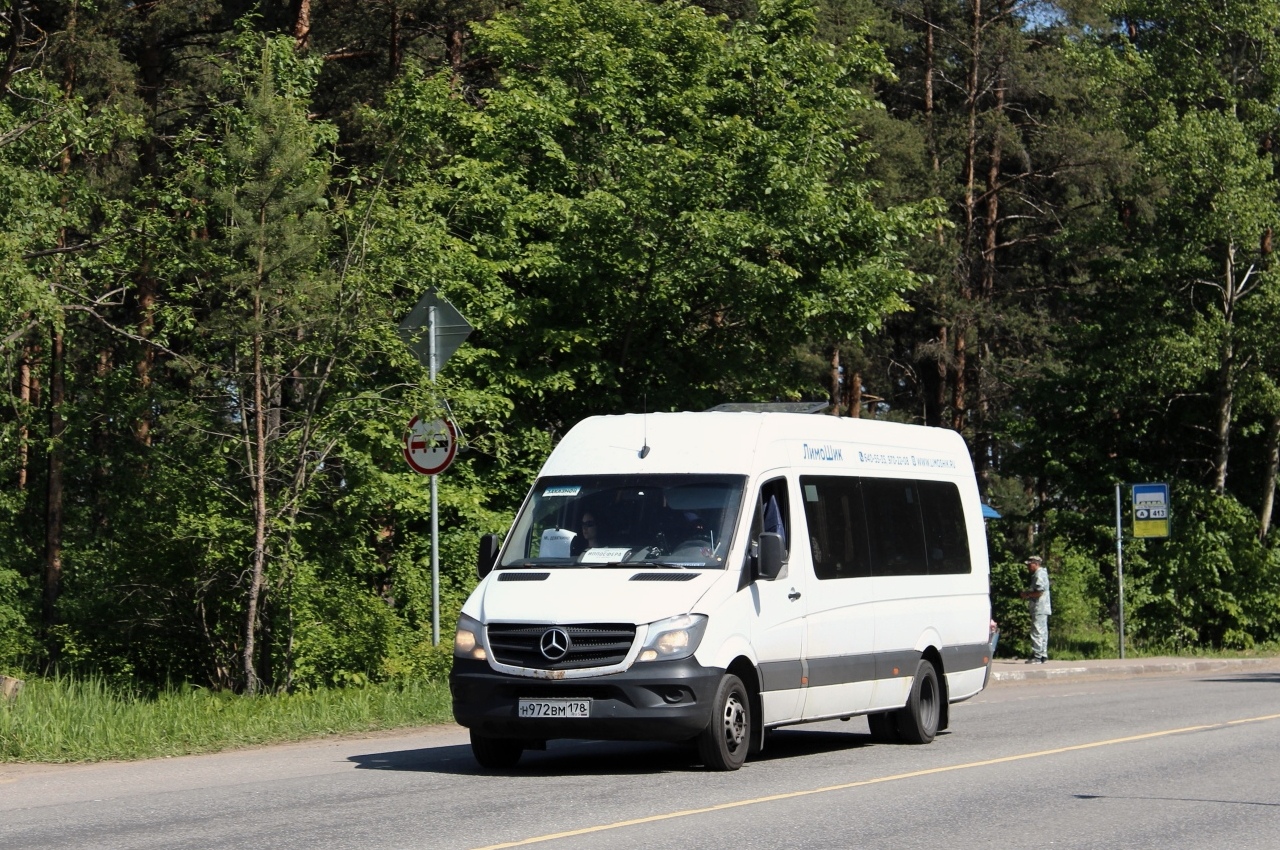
450, 657, 724, 742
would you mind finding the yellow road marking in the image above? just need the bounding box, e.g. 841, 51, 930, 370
468, 712, 1280, 850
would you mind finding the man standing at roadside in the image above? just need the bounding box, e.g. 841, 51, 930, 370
1021, 556, 1051, 663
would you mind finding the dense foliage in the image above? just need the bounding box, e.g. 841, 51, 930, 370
3, 0, 1279, 692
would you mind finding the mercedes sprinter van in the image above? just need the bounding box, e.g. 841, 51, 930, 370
450, 411, 992, 770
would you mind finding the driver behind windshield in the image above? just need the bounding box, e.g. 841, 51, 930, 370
570, 511, 602, 555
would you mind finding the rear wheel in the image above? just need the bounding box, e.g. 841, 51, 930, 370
470, 731, 524, 769
697, 674, 751, 770
895, 660, 941, 745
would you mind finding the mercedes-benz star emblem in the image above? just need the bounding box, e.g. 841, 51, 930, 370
539, 628, 571, 661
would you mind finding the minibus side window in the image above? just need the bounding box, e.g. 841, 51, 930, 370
861, 478, 928, 576
800, 476, 872, 580
746, 478, 791, 575
917, 480, 972, 574
752, 479, 790, 550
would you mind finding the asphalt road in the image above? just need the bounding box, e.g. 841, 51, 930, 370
4, 660, 1279, 850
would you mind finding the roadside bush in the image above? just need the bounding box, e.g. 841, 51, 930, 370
1135, 489, 1280, 649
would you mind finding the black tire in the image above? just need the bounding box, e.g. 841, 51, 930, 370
895, 659, 941, 745
697, 673, 752, 771
866, 711, 901, 743
470, 731, 524, 769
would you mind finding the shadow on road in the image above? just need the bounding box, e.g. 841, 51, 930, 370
1196, 672, 1280, 685
348, 739, 700, 776
1075, 793, 1280, 808
347, 724, 892, 777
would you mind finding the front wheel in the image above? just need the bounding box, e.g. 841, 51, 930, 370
697, 673, 752, 770
470, 731, 524, 769
895, 659, 941, 745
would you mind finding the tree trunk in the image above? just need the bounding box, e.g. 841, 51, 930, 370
923, 0, 940, 184
927, 324, 947, 428
982, 36, 1004, 301
952, 329, 967, 432
953, 0, 983, 435
132, 29, 166, 446
243, 221, 271, 695
243, 318, 269, 696
1210, 339, 1234, 495
963, 0, 981, 258
390, 3, 402, 74
43, 325, 66, 667
972, 13, 1005, 481
43, 75, 75, 665
1260, 412, 1280, 539
294, 0, 312, 50
134, 266, 156, 445
17, 346, 36, 490
1211, 244, 1240, 495
447, 25, 466, 74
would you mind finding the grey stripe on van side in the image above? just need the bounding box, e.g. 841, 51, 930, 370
759, 659, 805, 692
875, 649, 923, 681
760, 643, 992, 693
805, 653, 877, 689
942, 641, 993, 674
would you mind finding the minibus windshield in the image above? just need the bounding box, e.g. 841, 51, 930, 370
499, 474, 746, 569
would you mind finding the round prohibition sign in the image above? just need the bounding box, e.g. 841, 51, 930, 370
402, 415, 458, 475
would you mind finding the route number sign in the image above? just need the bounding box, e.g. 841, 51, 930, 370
1132, 482, 1170, 538
403, 416, 457, 476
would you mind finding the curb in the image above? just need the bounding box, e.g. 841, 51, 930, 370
990, 656, 1280, 683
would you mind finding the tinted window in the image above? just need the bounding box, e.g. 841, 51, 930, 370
918, 480, 972, 574
801, 477, 871, 579
860, 478, 928, 576
800, 476, 972, 579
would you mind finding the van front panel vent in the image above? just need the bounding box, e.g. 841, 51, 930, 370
630, 573, 698, 582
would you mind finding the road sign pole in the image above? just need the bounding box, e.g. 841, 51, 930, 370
1115, 484, 1125, 660
398, 290, 472, 647
431, 474, 439, 646
430, 307, 440, 647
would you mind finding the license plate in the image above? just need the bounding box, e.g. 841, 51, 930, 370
518, 698, 591, 718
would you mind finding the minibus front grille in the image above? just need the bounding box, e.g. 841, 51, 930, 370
486, 623, 636, 670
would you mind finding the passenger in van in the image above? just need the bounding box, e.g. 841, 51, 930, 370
570, 512, 602, 555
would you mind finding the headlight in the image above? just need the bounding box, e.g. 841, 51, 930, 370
453, 612, 487, 660
635, 614, 708, 662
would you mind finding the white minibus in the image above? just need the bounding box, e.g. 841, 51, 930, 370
451, 411, 993, 770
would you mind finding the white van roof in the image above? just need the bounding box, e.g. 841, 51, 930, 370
540, 412, 974, 479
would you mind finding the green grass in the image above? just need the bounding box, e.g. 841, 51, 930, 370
0, 676, 455, 763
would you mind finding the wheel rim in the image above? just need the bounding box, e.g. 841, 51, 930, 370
722, 690, 748, 753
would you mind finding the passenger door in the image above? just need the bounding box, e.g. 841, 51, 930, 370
746, 475, 808, 726
797, 475, 878, 720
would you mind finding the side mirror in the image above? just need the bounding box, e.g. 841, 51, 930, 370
477, 533, 501, 579
757, 532, 784, 580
